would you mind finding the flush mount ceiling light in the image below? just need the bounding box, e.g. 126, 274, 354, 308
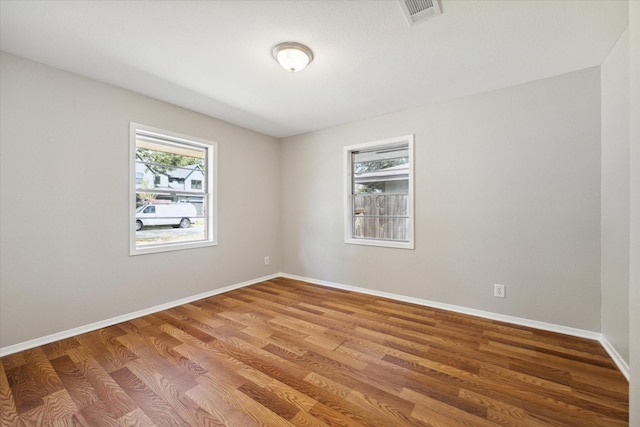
272, 42, 314, 72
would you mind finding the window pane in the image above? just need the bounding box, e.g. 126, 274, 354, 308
353, 193, 409, 242
131, 123, 216, 255
135, 196, 207, 247
348, 140, 411, 245
353, 194, 409, 218
345, 136, 413, 248
354, 179, 409, 195
135, 140, 205, 194
353, 217, 409, 241
353, 146, 408, 177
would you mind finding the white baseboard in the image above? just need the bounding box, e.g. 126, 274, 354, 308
280, 273, 630, 381
599, 335, 630, 381
280, 273, 600, 339
0, 273, 280, 357
1, 271, 630, 383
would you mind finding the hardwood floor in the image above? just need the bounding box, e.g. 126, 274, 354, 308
0, 277, 628, 426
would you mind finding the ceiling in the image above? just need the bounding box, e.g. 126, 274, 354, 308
0, 0, 628, 139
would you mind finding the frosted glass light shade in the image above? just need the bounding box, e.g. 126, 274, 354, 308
272, 42, 314, 72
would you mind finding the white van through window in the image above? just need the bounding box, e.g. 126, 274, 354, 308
130, 123, 217, 255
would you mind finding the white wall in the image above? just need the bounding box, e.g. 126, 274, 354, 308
628, 1, 640, 423
281, 68, 602, 331
0, 52, 282, 349
601, 27, 630, 367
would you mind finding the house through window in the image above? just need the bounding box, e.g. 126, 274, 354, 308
344, 135, 414, 249
130, 123, 217, 255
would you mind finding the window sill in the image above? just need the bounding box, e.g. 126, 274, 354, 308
130, 239, 217, 256
344, 238, 414, 250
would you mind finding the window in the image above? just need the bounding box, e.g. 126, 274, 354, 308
191, 179, 202, 190
130, 123, 217, 255
344, 135, 414, 249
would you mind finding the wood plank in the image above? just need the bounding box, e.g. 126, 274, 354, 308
67, 355, 137, 419
237, 366, 319, 412
110, 367, 189, 426
186, 382, 260, 427
0, 361, 20, 427
116, 408, 156, 427
41, 389, 80, 426
4, 364, 43, 414
49, 355, 99, 411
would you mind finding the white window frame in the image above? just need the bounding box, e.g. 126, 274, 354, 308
344, 135, 414, 249
129, 123, 217, 255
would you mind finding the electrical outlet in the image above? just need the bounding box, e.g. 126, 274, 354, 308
264, 256, 270, 266
494, 284, 505, 298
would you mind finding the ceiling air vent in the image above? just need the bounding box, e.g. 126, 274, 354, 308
398, 0, 441, 26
